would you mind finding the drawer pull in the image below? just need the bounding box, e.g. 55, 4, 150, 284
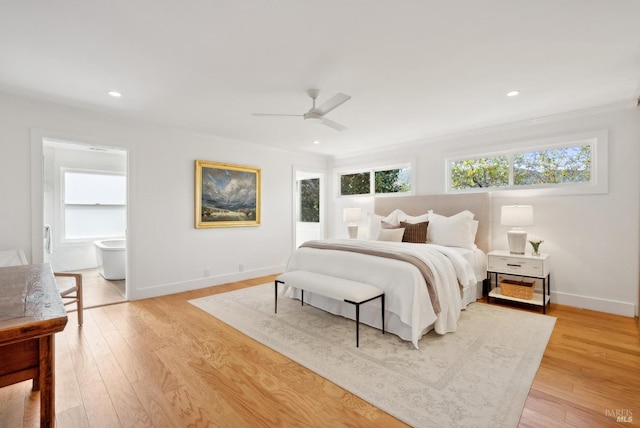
507, 263, 522, 267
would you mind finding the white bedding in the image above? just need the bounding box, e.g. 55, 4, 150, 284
284, 239, 481, 348
449, 246, 488, 302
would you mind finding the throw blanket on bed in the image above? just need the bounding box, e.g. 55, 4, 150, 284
300, 240, 441, 313
288, 239, 475, 346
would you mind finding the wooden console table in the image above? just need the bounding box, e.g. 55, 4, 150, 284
0, 264, 68, 427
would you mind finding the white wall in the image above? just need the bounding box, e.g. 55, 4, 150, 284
331, 105, 640, 317
0, 92, 328, 300
2, 91, 637, 316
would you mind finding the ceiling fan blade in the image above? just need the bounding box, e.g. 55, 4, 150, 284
252, 113, 303, 117
315, 93, 351, 115
321, 117, 348, 131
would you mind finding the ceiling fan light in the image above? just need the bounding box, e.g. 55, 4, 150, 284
303, 111, 323, 123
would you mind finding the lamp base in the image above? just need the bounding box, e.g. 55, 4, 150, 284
507, 229, 527, 255
347, 224, 358, 239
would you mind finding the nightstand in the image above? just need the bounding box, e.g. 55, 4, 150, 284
486, 250, 551, 313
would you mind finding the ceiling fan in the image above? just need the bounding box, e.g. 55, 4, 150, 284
252, 89, 351, 131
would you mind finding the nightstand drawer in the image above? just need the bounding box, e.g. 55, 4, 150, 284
488, 255, 544, 277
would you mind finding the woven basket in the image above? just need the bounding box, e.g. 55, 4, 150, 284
500, 279, 535, 300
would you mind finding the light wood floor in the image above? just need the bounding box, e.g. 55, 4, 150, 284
1, 275, 638, 427
56, 268, 126, 310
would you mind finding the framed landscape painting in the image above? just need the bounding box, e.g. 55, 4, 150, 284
195, 160, 261, 228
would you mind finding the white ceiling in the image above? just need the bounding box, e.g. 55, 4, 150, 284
1, 1, 639, 157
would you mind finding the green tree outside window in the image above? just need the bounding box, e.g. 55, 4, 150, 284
451, 156, 509, 189
514, 145, 591, 185
299, 178, 320, 222
340, 167, 412, 196
450, 144, 592, 190
340, 172, 371, 195
375, 168, 411, 193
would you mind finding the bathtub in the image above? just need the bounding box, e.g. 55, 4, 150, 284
94, 239, 126, 280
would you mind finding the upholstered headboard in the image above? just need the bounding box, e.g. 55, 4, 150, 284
374, 193, 492, 253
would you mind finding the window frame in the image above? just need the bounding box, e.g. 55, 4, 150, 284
445, 130, 608, 196
60, 168, 127, 243
336, 161, 415, 198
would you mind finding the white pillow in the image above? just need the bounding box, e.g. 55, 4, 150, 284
428, 210, 477, 249
367, 209, 405, 239
388, 209, 429, 224
402, 212, 430, 224
383, 209, 404, 225
376, 228, 405, 242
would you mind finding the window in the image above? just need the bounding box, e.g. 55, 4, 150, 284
63, 170, 126, 240
339, 165, 412, 196
375, 168, 411, 194
446, 130, 606, 195
450, 156, 509, 189
513, 145, 591, 185
340, 172, 370, 196
298, 178, 320, 222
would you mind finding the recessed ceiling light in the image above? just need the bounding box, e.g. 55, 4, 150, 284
313, 140, 320, 145
108, 91, 122, 98
506, 90, 520, 97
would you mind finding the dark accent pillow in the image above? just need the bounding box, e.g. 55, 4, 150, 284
400, 221, 429, 243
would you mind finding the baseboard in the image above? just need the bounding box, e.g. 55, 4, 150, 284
130, 265, 284, 300
552, 290, 636, 317
126, 270, 637, 318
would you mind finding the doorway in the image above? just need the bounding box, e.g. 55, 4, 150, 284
42, 139, 128, 308
294, 168, 326, 249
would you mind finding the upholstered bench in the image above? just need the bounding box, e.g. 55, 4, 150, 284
275, 270, 385, 347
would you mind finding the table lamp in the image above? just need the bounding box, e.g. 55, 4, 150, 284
343, 207, 362, 239
501, 205, 533, 255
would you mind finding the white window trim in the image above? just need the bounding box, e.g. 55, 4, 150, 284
444, 129, 608, 197
335, 160, 415, 198
60, 168, 127, 243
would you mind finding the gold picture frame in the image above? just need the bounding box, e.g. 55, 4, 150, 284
195, 160, 261, 228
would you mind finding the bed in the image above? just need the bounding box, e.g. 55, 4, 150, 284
284, 193, 491, 348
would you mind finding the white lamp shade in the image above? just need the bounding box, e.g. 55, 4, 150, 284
343, 207, 362, 223
501, 205, 533, 227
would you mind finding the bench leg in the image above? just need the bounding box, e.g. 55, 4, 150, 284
275, 280, 285, 313
355, 303, 360, 347
381, 294, 385, 334
346, 293, 385, 347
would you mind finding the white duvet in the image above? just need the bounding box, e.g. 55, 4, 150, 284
284, 239, 478, 348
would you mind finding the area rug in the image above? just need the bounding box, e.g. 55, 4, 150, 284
189, 284, 555, 428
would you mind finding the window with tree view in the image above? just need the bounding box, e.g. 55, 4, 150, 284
375, 168, 411, 193
340, 166, 412, 196
513, 145, 591, 185
298, 178, 320, 222
340, 172, 370, 196
450, 142, 593, 192
450, 156, 509, 189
